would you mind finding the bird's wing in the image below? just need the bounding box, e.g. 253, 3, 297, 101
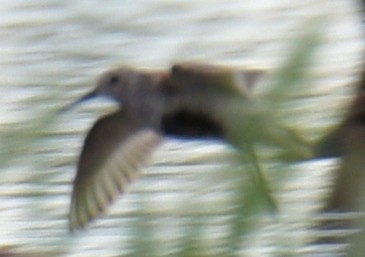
69, 111, 162, 231
168, 62, 264, 97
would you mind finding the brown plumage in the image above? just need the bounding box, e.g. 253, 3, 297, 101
66, 63, 265, 231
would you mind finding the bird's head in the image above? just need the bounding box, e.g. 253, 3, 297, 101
62, 67, 143, 112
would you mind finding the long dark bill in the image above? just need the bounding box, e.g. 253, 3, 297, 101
59, 90, 98, 113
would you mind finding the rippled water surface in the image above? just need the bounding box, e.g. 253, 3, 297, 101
0, 1, 364, 256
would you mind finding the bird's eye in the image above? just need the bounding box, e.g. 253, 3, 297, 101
108, 75, 119, 86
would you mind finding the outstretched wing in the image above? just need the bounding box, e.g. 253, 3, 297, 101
69, 111, 162, 231
168, 62, 264, 97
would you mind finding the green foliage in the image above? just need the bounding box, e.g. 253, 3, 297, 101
0, 17, 325, 257
265, 17, 325, 110
120, 18, 325, 257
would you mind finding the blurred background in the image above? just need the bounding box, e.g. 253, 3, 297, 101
0, 1, 364, 256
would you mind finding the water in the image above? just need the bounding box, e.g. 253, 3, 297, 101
0, 1, 363, 256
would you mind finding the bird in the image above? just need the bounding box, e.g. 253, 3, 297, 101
65, 62, 314, 231
65, 63, 269, 231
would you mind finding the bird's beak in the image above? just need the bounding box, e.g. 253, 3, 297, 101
60, 90, 98, 113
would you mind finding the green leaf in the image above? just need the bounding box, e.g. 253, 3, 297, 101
265, 17, 325, 110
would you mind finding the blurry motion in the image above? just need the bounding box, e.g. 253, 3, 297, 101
313, 67, 365, 249
65, 19, 325, 232
65, 63, 270, 231
64, 62, 313, 231
0, 246, 48, 257
315, 68, 365, 159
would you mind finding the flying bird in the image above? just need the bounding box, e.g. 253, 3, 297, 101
65, 63, 311, 231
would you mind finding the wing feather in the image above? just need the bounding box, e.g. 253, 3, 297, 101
69, 111, 162, 231
169, 62, 264, 97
